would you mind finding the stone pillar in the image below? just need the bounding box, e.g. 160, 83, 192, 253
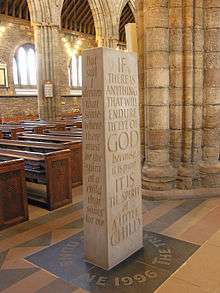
176, 0, 204, 188
169, 0, 184, 171
200, 1, 220, 187
82, 48, 143, 270
191, 0, 204, 187
33, 24, 62, 120
125, 23, 138, 53
136, 0, 145, 162
142, 0, 176, 190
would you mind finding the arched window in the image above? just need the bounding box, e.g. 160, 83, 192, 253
69, 53, 82, 88
13, 44, 37, 86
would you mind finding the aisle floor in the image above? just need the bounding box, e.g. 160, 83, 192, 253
0, 186, 220, 292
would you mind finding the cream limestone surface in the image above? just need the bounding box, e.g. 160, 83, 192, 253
82, 47, 143, 270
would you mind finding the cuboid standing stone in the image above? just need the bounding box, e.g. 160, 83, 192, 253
82, 47, 143, 270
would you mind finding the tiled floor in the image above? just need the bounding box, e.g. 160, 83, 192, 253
26, 231, 199, 292
1, 187, 220, 292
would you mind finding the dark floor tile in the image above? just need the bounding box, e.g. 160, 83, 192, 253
27, 232, 93, 282
142, 200, 162, 212
139, 231, 199, 273
36, 278, 77, 293
63, 218, 83, 229
26, 231, 199, 293
0, 250, 8, 269
0, 268, 39, 291
73, 261, 168, 293
0, 202, 82, 241
145, 199, 205, 233
17, 232, 53, 248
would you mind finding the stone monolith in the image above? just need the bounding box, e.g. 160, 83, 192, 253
82, 47, 143, 270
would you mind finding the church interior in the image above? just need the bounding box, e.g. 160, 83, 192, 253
0, 0, 220, 292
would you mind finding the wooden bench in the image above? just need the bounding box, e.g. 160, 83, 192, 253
2, 122, 66, 135
0, 148, 72, 210
20, 122, 66, 132
0, 139, 82, 187
0, 126, 24, 139
17, 134, 83, 186
44, 130, 82, 138
17, 133, 82, 143
60, 116, 82, 128
0, 156, 28, 230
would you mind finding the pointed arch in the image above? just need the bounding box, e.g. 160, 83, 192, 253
119, 1, 135, 43
118, 0, 136, 22
27, 0, 63, 26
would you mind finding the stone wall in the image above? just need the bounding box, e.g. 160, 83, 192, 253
0, 96, 38, 122
0, 16, 94, 118
0, 16, 34, 96
0, 96, 82, 122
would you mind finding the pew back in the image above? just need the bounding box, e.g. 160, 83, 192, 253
0, 149, 72, 210
0, 156, 28, 229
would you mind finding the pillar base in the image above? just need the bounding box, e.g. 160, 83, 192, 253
200, 162, 220, 188
142, 164, 177, 191
142, 186, 220, 200
177, 164, 201, 190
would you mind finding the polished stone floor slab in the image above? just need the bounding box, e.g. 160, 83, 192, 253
27, 231, 199, 293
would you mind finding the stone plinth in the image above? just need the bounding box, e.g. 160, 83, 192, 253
82, 47, 143, 270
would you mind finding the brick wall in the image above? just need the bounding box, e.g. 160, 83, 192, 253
0, 16, 34, 96
0, 16, 95, 119
0, 96, 82, 122
0, 96, 38, 122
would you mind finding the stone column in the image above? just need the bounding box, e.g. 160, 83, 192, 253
125, 23, 138, 53
169, 0, 184, 171
176, 0, 204, 188
142, 0, 176, 190
136, 0, 145, 162
191, 0, 204, 187
33, 24, 62, 120
200, 1, 220, 187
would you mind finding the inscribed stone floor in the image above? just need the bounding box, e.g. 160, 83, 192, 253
1, 186, 220, 292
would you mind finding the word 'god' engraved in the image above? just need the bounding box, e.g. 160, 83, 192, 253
82, 47, 143, 270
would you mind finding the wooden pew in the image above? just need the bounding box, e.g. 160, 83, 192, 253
17, 133, 81, 143
17, 134, 82, 186
0, 149, 72, 210
2, 124, 65, 135
0, 126, 24, 139
60, 116, 82, 128
0, 139, 82, 187
20, 122, 66, 132
0, 156, 28, 230
22, 120, 66, 128
1, 120, 67, 136
44, 130, 82, 138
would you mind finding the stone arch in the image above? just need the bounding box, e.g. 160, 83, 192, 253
28, 0, 118, 47
118, 0, 136, 21
26, 0, 43, 24
115, 0, 136, 45
27, 0, 63, 26
118, 0, 136, 43
60, 0, 116, 46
